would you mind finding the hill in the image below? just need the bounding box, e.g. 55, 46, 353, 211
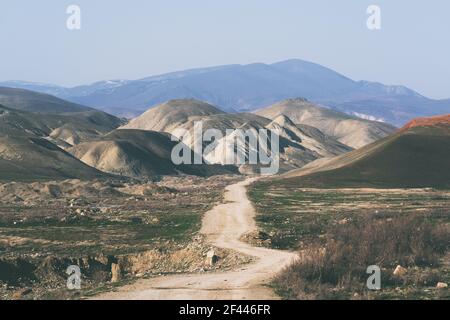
122, 100, 352, 173
0, 91, 123, 181
121, 99, 224, 132
0, 103, 123, 147
0, 87, 92, 113
68, 129, 237, 178
401, 114, 450, 131
273, 115, 450, 189
123, 99, 352, 173
255, 98, 396, 148
0, 136, 106, 181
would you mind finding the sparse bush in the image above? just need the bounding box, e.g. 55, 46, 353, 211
274, 213, 450, 299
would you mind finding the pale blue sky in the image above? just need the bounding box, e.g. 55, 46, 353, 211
0, 0, 449, 99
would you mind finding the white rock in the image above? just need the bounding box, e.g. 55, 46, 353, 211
436, 282, 448, 289
206, 249, 218, 266
393, 265, 407, 277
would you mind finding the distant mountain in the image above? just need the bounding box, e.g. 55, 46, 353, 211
2, 59, 449, 125
68, 129, 237, 178
275, 114, 450, 189
255, 98, 396, 148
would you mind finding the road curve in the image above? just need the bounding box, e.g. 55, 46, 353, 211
93, 178, 297, 300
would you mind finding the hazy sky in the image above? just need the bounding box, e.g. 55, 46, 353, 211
0, 0, 449, 99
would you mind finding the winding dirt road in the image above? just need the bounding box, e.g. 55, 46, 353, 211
94, 178, 297, 300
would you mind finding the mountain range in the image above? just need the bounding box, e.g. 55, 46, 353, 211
0, 84, 448, 187
120, 99, 392, 173
1, 88, 377, 179
1, 59, 449, 126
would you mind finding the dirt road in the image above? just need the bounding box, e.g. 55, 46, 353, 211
93, 178, 297, 300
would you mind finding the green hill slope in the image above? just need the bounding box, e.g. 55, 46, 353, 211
271, 120, 450, 189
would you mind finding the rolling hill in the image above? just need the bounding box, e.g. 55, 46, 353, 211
122, 99, 352, 173
0, 136, 107, 181
255, 98, 396, 148
0, 88, 123, 147
68, 129, 237, 178
0, 87, 93, 113
0, 90, 124, 181
274, 114, 450, 189
121, 99, 224, 132
0, 104, 122, 148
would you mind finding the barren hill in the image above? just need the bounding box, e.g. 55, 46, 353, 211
121, 99, 224, 132
122, 99, 353, 173
0, 87, 92, 114
0, 136, 106, 181
69, 129, 237, 178
255, 98, 396, 148
0, 104, 122, 147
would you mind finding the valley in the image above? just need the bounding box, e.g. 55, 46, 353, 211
0, 83, 448, 301
92, 178, 297, 300
0, 175, 247, 299
2, 0, 450, 306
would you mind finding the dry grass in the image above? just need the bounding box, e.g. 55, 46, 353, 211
274, 213, 450, 299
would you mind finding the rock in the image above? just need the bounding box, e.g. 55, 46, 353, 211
111, 263, 122, 283
338, 218, 349, 225
99, 207, 110, 214
393, 265, 407, 277
206, 250, 218, 266
45, 184, 62, 198
12, 288, 32, 300
436, 282, 448, 289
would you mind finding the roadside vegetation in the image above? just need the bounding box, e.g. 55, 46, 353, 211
248, 182, 450, 299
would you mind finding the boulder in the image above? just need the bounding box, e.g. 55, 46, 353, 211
393, 265, 407, 277
436, 282, 448, 289
206, 250, 218, 266
111, 263, 122, 283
